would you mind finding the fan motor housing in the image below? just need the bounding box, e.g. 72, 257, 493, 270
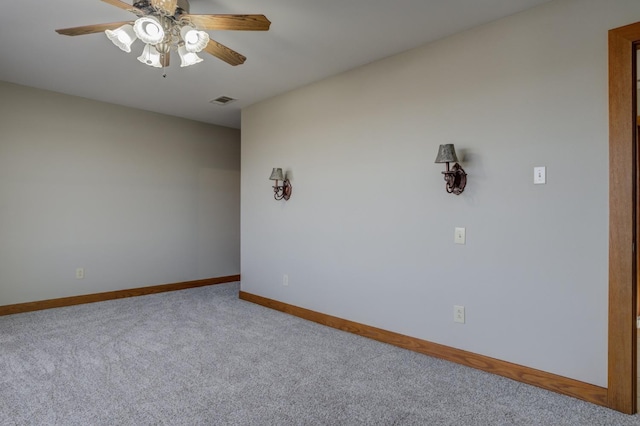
176, 0, 190, 14
133, 0, 190, 16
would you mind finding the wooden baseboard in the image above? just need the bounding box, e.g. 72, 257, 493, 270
239, 291, 608, 408
0, 275, 240, 317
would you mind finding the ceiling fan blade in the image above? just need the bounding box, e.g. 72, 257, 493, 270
186, 14, 271, 31
55, 21, 132, 36
151, 0, 177, 15
100, 0, 143, 15
203, 40, 246, 66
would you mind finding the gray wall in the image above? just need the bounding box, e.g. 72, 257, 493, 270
0, 81, 240, 305
241, 0, 640, 388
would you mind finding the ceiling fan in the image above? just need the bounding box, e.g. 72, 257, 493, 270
55, 0, 270, 68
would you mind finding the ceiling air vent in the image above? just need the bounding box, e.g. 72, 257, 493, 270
210, 96, 237, 106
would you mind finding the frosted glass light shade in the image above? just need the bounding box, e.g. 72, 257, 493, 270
133, 16, 165, 44
180, 26, 209, 53
105, 24, 137, 52
178, 45, 203, 67
269, 168, 284, 181
137, 44, 162, 68
435, 144, 459, 163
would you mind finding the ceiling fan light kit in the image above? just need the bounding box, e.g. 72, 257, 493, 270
112, 13, 209, 69
55, 0, 271, 69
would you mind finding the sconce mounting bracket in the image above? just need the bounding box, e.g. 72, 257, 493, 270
273, 179, 292, 200
442, 163, 467, 195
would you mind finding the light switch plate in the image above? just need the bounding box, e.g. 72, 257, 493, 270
454, 227, 466, 245
534, 166, 546, 184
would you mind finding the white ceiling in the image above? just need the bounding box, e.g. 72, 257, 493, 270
0, 0, 552, 129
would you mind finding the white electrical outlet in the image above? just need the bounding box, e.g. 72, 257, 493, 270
283, 274, 289, 286
76, 268, 84, 279
454, 305, 465, 324
454, 227, 466, 245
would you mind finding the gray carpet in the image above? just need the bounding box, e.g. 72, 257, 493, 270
0, 282, 638, 425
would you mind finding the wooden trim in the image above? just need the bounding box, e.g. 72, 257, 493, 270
239, 291, 608, 407
609, 22, 639, 414
0, 275, 240, 317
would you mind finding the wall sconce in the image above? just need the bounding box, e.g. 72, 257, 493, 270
269, 168, 292, 200
435, 144, 467, 195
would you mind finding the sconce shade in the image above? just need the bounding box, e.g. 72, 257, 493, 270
435, 144, 459, 163
269, 168, 284, 181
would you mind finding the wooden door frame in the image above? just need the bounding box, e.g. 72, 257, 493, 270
609, 22, 639, 414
